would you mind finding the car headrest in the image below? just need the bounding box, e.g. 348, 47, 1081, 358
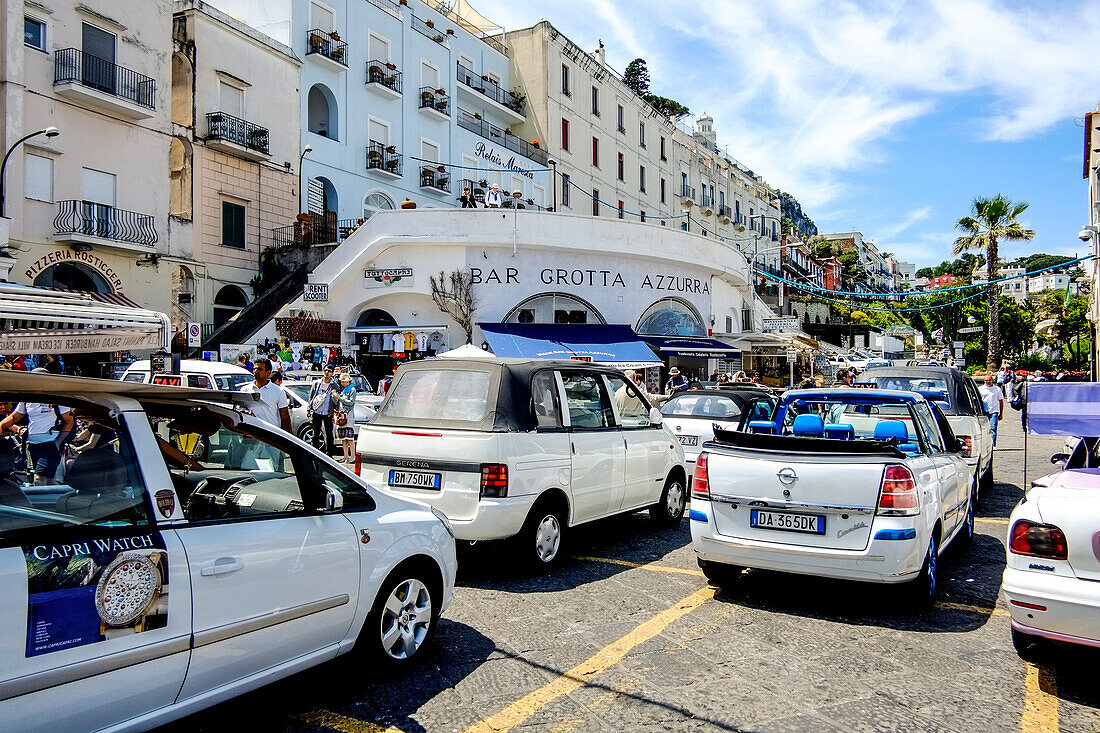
792, 413, 825, 437
874, 419, 909, 443
824, 423, 855, 440
747, 420, 776, 434
66, 449, 128, 494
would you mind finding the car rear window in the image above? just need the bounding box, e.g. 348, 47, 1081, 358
380, 369, 491, 423
662, 394, 742, 419
864, 376, 948, 397
214, 374, 252, 391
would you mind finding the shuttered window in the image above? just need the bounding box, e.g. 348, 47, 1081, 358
219, 82, 243, 117
222, 201, 245, 248
311, 3, 334, 32
81, 168, 116, 206
24, 154, 53, 202
81, 23, 115, 63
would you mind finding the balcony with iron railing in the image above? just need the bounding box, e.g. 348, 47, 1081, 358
366, 141, 402, 178
206, 112, 270, 161
366, 0, 402, 18
455, 62, 525, 123
718, 205, 731, 218
701, 193, 713, 208
366, 60, 402, 98
456, 108, 548, 165
428, 0, 506, 54
53, 200, 158, 252
270, 218, 360, 248
680, 184, 696, 202
463, 179, 487, 205
411, 15, 449, 46
53, 48, 155, 119
420, 166, 451, 193
306, 29, 348, 70
418, 86, 450, 120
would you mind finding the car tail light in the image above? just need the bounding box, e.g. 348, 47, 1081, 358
1010, 519, 1068, 560
877, 464, 918, 516
957, 435, 973, 457
354, 452, 361, 476
480, 463, 508, 498
692, 453, 710, 500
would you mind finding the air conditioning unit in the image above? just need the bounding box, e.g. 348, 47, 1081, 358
680, 196, 694, 208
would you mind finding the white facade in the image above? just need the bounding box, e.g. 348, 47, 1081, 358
893, 259, 916, 289
1027, 271, 1072, 298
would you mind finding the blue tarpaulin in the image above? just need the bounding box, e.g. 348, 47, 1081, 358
478, 323, 662, 369
1026, 382, 1100, 436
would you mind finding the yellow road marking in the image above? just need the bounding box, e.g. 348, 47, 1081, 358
296, 709, 405, 733
574, 555, 705, 577
977, 517, 1010, 525
1021, 663, 1059, 732
463, 586, 715, 733
936, 601, 1010, 618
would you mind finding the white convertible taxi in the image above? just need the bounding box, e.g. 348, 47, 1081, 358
0, 372, 456, 733
690, 388, 974, 601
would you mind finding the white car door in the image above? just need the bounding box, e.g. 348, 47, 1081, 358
0, 408, 191, 733
913, 403, 963, 535
605, 375, 666, 509
560, 371, 625, 522
165, 418, 360, 701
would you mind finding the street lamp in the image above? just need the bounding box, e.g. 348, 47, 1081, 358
298, 144, 313, 214
1, 126, 59, 217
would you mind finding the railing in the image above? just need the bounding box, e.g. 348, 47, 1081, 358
270, 217, 359, 248
411, 15, 447, 44
456, 108, 548, 165
420, 166, 451, 192
366, 141, 402, 176
718, 205, 731, 218
366, 0, 401, 17
455, 63, 525, 115
463, 179, 486, 205
429, 1, 506, 54
54, 200, 158, 246
366, 60, 402, 93
734, 213, 746, 225
306, 29, 348, 65
680, 184, 696, 200
206, 112, 269, 154
418, 86, 450, 116
701, 193, 713, 208
54, 48, 155, 109
783, 257, 810, 279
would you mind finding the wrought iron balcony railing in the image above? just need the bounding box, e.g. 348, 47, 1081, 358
366, 141, 403, 176
306, 29, 348, 66
411, 15, 448, 45
366, 60, 402, 93
680, 184, 696, 200
207, 112, 269, 153
54, 200, 157, 246
54, 48, 155, 109
456, 109, 547, 165
420, 166, 451, 193
419, 87, 450, 116
455, 62, 525, 115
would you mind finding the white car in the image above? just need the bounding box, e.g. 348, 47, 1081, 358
690, 388, 974, 601
1002, 438, 1100, 658
660, 389, 776, 465
357, 358, 687, 567
0, 371, 456, 733
121, 358, 253, 390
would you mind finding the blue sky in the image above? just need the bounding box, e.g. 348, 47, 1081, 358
473, 0, 1100, 268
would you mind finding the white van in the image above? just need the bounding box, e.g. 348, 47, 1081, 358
121, 359, 253, 391
357, 358, 687, 567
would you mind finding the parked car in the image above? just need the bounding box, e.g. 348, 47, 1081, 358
660, 389, 775, 466
0, 371, 456, 733
690, 387, 974, 601
860, 366, 994, 497
121, 359, 252, 390
1003, 436, 1100, 659
357, 358, 688, 567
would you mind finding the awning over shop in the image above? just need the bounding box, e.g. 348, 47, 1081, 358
479, 323, 662, 369
640, 336, 741, 359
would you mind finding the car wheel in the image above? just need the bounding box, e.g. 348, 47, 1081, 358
698, 559, 743, 587
980, 459, 994, 497
649, 475, 687, 527
958, 495, 975, 549
361, 567, 439, 669
517, 500, 566, 568
1012, 627, 1047, 662
906, 533, 940, 604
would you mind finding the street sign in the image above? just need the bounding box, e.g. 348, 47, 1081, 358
952, 341, 965, 349
763, 317, 799, 332
786, 350, 798, 364
304, 283, 329, 301
187, 322, 201, 347
959, 326, 983, 334
955, 358, 966, 368
954, 348, 963, 358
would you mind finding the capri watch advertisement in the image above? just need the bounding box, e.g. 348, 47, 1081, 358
22, 532, 169, 657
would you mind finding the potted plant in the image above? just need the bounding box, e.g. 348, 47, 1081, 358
330, 30, 340, 40
432, 34, 444, 42
527, 198, 534, 205
435, 87, 446, 95
478, 180, 488, 188
504, 128, 513, 136
437, 164, 446, 173
481, 74, 489, 81
385, 61, 396, 70
425, 19, 434, 28
531, 140, 540, 148
446, 29, 454, 35
473, 112, 481, 120
385, 145, 396, 154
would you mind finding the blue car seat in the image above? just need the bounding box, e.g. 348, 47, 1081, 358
824, 423, 855, 440
747, 420, 776, 435
791, 413, 825, 437
873, 420, 920, 453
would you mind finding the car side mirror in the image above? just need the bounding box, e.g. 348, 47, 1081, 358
321, 484, 344, 512
1050, 453, 1069, 468
649, 407, 663, 426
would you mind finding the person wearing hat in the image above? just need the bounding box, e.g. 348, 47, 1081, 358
335, 373, 359, 462
665, 367, 689, 394
485, 183, 503, 208
458, 186, 477, 208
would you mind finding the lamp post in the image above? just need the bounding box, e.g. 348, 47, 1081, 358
1, 126, 59, 217
298, 144, 313, 214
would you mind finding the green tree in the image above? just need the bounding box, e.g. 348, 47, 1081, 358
647, 95, 689, 119
623, 58, 650, 98
916, 266, 935, 279
953, 195, 1036, 370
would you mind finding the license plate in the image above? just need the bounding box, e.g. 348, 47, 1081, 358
388, 470, 441, 489
677, 435, 699, 446
750, 509, 825, 535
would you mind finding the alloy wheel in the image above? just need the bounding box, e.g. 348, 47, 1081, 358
666, 480, 685, 518
379, 578, 432, 660
535, 514, 562, 562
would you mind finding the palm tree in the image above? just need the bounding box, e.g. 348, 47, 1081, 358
953, 195, 1035, 370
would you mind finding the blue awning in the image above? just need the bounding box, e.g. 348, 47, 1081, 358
1027, 383, 1100, 437
641, 335, 741, 359
479, 323, 662, 369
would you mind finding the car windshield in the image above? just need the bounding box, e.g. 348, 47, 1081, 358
662, 394, 743, 419
379, 369, 491, 423
214, 374, 252, 391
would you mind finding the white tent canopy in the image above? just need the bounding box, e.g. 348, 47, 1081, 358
439, 343, 494, 359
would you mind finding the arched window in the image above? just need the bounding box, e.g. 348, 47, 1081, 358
503, 293, 605, 325
213, 284, 248, 329
307, 84, 338, 140
34, 262, 112, 293
355, 308, 398, 328
363, 192, 393, 220
636, 298, 706, 337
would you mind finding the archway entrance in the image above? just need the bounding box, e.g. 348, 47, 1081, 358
33, 262, 113, 293
213, 284, 248, 329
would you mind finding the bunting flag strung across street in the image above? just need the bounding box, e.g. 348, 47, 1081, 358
1026, 382, 1100, 437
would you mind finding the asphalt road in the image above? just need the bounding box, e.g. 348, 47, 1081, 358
163, 415, 1099, 733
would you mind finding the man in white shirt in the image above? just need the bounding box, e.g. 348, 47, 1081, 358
0, 399, 73, 484
485, 184, 503, 208
239, 359, 291, 432
978, 373, 1005, 447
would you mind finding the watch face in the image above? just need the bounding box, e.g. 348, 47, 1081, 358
95, 552, 161, 627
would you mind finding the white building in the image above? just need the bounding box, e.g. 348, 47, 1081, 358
892, 259, 916, 289
975, 263, 1028, 301
211, 0, 547, 229
1027, 270, 1073, 298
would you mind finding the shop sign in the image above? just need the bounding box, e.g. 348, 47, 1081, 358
365, 268, 412, 288
786, 350, 798, 363
304, 283, 329, 301
472, 142, 535, 180
23, 249, 124, 292
0, 329, 159, 354
467, 267, 711, 295
763, 317, 798, 332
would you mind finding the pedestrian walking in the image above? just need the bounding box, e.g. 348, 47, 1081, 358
978, 374, 1005, 447
832, 369, 855, 387
665, 367, 689, 393
335, 373, 358, 463
0, 382, 73, 485
485, 183, 503, 208
239, 358, 291, 432
308, 365, 340, 454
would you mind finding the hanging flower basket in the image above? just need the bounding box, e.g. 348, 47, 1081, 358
435, 88, 446, 95
385, 62, 396, 70
437, 165, 446, 173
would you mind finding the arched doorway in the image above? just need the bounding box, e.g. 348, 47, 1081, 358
636, 297, 706, 337
34, 262, 112, 293
307, 84, 338, 140
503, 293, 606, 325
213, 284, 248, 329
355, 308, 398, 328
362, 192, 394, 220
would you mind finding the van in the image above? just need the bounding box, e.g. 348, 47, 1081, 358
357, 358, 687, 567
121, 359, 253, 391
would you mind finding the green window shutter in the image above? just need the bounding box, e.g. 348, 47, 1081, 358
222, 201, 245, 248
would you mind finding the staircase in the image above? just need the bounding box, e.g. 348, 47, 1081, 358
193, 265, 307, 355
